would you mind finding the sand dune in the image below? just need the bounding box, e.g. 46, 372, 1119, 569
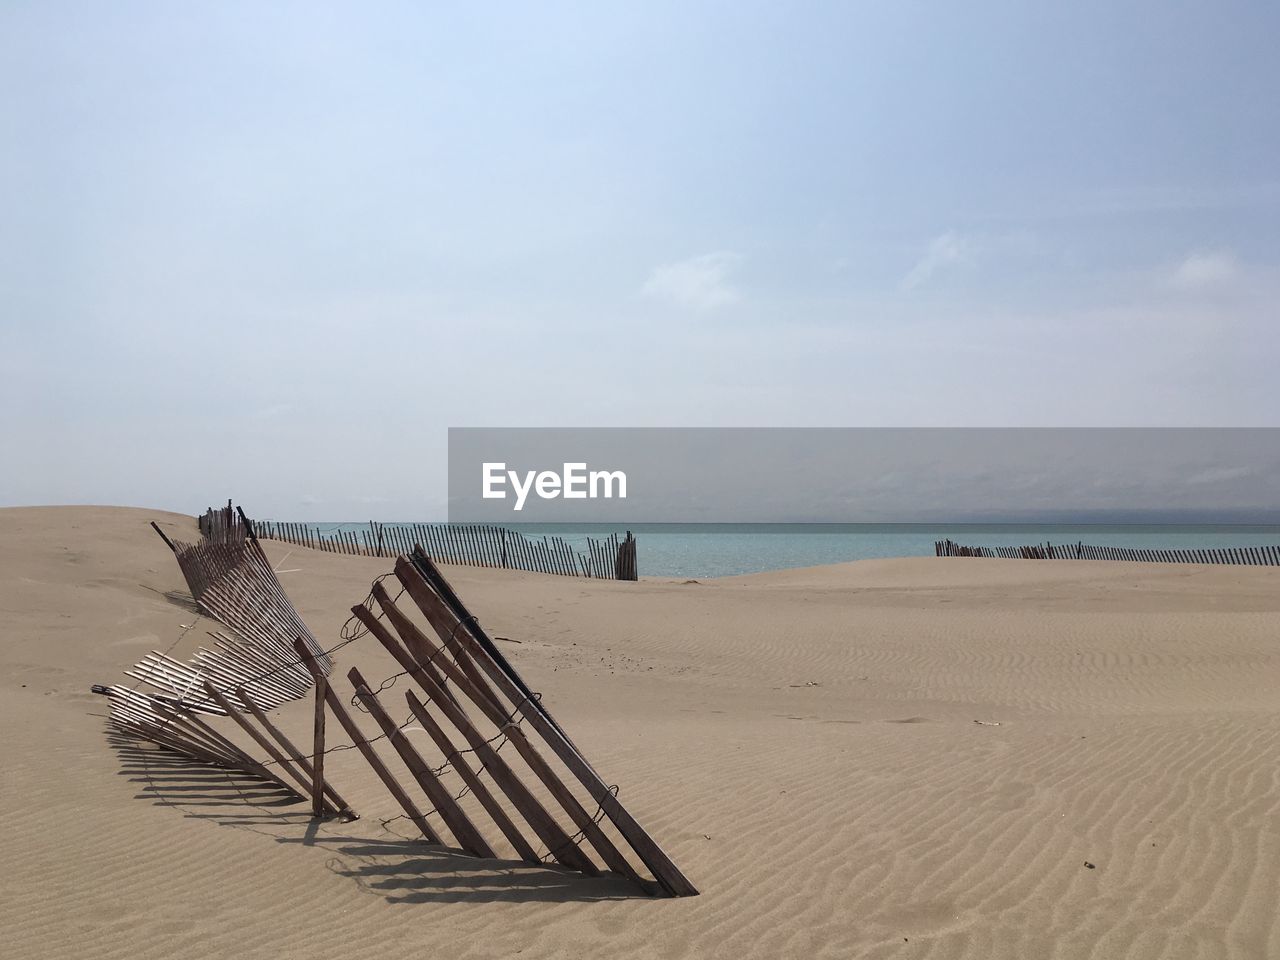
3, 505, 1280, 959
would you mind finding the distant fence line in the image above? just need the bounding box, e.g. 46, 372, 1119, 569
199, 506, 638, 580
936, 538, 1280, 566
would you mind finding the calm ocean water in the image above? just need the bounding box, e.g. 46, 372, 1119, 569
312, 523, 1280, 579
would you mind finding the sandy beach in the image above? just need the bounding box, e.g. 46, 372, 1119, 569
4, 504, 1280, 959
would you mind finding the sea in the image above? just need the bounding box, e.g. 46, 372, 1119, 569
311, 523, 1280, 579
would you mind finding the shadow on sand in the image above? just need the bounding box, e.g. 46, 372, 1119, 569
108, 732, 651, 904
278, 833, 645, 904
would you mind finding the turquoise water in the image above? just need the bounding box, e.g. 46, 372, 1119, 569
309, 522, 1280, 579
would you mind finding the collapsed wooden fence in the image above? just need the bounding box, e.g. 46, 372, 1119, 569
97, 503, 347, 815
213, 509, 640, 580
100, 504, 695, 897
936, 538, 1280, 565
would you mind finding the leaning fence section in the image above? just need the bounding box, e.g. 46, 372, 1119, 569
936, 538, 1280, 565
97, 502, 337, 807
233, 514, 640, 581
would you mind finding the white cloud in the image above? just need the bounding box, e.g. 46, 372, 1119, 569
642, 252, 742, 310
902, 231, 973, 289
1172, 250, 1239, 288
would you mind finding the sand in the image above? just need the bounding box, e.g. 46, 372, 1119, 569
3, 505, 1280, 959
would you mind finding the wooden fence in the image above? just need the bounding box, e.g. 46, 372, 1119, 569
101, 510, 696, 896
327, 551, 698, 895
197, 499, 250, 543
203, 508, 639, 580
936, 538, 1280, 565
95, 504, 343, 814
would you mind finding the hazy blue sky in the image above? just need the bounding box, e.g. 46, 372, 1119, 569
2, 2, 1277, 519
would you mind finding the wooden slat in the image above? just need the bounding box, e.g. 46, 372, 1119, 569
233, 686, 353, 818
401, 556, 678, 891
350, 605, 596, 874
350, 605, 540, 863
201, 682, 316, 804
292, 639, 440, 844
312, 677, 328, 817
349, 666, 495, 859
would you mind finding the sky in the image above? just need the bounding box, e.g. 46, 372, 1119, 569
2, 2, 1278, 519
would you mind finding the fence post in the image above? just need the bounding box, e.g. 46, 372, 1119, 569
312, 675, 327, 819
